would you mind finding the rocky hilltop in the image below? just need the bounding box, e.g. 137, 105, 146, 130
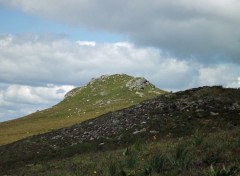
1, 86, 240, 173
64, 74, 158, 99
0, 74, 165, 146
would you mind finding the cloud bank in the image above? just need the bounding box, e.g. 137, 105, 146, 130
1, 0, 240, 63
0, 34, 239, 121
1, 34, 238, 89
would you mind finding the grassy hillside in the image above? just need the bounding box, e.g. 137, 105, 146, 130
1, 86, 240, 175
0, 74, 165, 145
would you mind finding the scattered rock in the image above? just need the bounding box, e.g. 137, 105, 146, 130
210, 112, 219, 116
133, 128, 147, 134
136, 92, 144, 97
26, 164, 34, 167
126, 77, 151, 91
2, 86, 240, 166
100, 91, 108, 96
149, 130, 159, 134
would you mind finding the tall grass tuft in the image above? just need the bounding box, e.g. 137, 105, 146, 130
150, 154, 167, 173
174, 144, 192, 170
108, 162, 117, 176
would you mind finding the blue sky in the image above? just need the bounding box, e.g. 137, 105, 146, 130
0, 5, 124, 42
0, 0, 239, 121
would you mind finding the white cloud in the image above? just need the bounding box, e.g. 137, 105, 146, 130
198, 65, 239, 87
0, 34, 239, 90
76, 41, 96, 47
227, 77, 240, 88
3, 84, 74, 104
0, 35, 12, 47
0, 83, 74, 121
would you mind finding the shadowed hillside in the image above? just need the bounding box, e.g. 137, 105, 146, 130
1, 86, 240, 175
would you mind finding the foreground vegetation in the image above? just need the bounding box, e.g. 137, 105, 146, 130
2, 128, 240, 176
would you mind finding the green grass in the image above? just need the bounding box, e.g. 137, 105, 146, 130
0, 74, 165, 145
2, 128, 240, 176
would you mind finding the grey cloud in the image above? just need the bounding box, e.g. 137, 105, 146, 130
1, 0, 240, 63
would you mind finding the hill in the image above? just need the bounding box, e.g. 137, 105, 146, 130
0, 74, 165, 145
1, 86, 240, 175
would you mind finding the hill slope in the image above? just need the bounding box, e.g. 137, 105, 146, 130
0, 74, 165, 145
1, 86, 240, 175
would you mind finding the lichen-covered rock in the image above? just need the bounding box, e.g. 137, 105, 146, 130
126, 77, 152, 91
88, 75, 110, 86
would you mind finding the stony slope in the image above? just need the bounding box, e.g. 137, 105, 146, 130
1, 86, 240, 174
0, 74, 165, 145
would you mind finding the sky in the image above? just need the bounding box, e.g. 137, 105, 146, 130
0, 0, 239, 122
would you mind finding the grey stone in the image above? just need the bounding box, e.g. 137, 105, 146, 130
149, 130, 159, 134
126, 77, 150, 91
210, 112, 219, 116
133, 128, 146, 134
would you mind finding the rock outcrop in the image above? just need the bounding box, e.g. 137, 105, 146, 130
64, 74, 159, 99
126, 77, 153, 91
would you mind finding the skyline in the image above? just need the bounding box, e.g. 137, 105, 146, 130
0, 0, 239, 121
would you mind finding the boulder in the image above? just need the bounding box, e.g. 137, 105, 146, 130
126, 77, 151, 91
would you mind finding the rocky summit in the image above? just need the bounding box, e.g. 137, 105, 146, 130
1, 85, 240, 175
64, 74, 158, 99
0, 74, 165, 146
